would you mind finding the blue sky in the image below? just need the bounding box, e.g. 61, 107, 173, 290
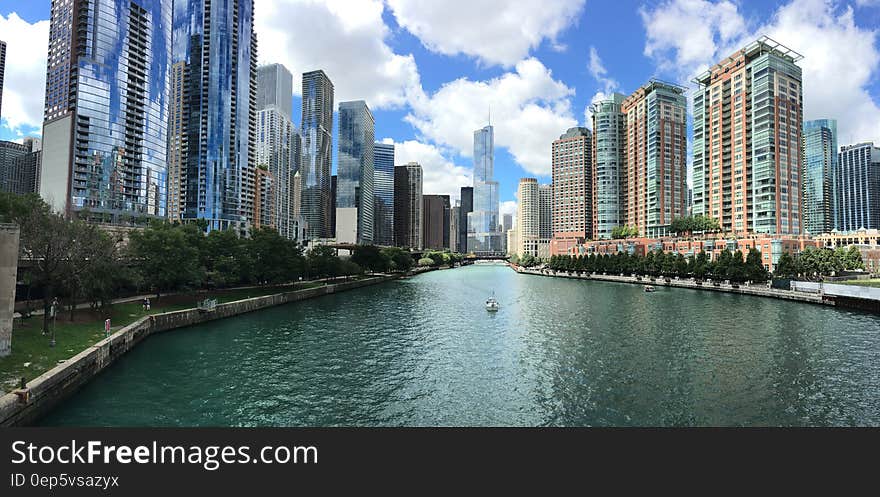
3, 0, 880, 217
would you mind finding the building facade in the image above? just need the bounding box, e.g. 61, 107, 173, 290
467, 125, 502, 255
514, 178, 551, 259
835, 143, 880, 233
802, 119, 837, 235
168, 0, 257, 232
622, 80, 687, 238
551, 127, 592, 255
0, 138, 41, 195
337, 101, 375, 244
459, 186, 473, 253
590, 93, 627, 240
373, 142, 395, 246
301, 70, 334, 239
422, 194, 450, 250
253, 167, 274, 230
692, 37, 804, 235
393, 162, 422, 249
41, 0, 173, 223
256, 64, 297, 239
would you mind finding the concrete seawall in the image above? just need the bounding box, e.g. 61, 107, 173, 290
512, 266, 830, 306
0, 274, 402, 427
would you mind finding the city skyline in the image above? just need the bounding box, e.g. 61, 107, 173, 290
4, 0, 880, 218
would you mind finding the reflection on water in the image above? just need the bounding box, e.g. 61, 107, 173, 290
42, 266, 880, 426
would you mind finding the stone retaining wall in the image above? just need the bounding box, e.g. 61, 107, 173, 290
0, 275, 401, 427
513, 266, 829, 306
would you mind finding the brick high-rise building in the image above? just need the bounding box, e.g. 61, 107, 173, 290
622, 80, 688, 238
550, 127, 592, 255
422, 194, 450, 250
692, 37, 804, 235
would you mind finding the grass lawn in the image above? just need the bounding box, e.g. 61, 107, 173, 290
0, 282, 325, 392
837, 279, 880, 288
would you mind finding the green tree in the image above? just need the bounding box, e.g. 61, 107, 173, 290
745, 248, 769, 283
307, 245, 341, 279
774, 251, 798, 279
129, 222, 204, 296
352, 245, 391, 273
844, 246, 864, 271
381, 247, 414, 272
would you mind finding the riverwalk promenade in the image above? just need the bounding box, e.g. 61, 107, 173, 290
512, 265, 829, 305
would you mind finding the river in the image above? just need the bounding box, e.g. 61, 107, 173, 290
41, 265, 880, 426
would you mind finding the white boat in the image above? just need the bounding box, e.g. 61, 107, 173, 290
644, 285, 656, 293
485, 295, 500, 312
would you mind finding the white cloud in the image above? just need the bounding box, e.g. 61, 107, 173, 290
641, 0, 880, 145
500, 200, 517, 218
383, 139, 472, 199
0, 13, 49, 133
407, 58, 577, 177
765, 0, 880, 144
588, 46, 619, 93
639, 0, 747, 80
386, 0, 586, 67
256, 0, 420, 109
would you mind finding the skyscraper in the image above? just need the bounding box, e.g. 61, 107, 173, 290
468, 125, 501, 255
337, 101, 375, 244
622, 80, 688, 238
693, 37, 803, 235
550, 127, 592, 255
170, 0, 258, 232
450, 203, 460, 252
373, 142, 395, 246
256, 64, 296, 239
802, 119, 837, 235
301, 70, 334, 239
514, 178, 548, 258
590, 93, 627, 240
394, 162, 422, 248
459, 186, 473, 253
257, 63, 293, 122
0, 138, 41, 195
40, 0, 173, 221
0, 40, 6, 120
835, 143, 880, 232
422, 194, 450, 250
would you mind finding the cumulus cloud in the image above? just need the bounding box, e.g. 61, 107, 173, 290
256, 0, 420, 109
588, 46, 619, 93
407, 58, 577, 177
0, 13, 49, 134
382, 139, 472, 199
640, 0, 880, 144
639, 0, 747, 80
386, 0, 586, 67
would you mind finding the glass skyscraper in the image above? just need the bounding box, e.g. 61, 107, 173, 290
170, 0, 257, 232
337, 101, 375, 244
257, 64, 296, 239
467, 125, 502, 255
802, 119, 837, 235
40, 0, 172, 221
835, 143, 880, 233
373, 142, 395, 246
590, 93, 626, 240
301, 70, 334, 239
394, 162, 422, 249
